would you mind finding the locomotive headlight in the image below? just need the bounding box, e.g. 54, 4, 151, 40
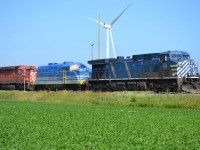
172, 73, 177, 77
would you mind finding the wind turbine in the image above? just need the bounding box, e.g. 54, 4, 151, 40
86, 2, 133, 59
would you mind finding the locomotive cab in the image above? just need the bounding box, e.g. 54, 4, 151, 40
159, 51, 190, 63
18, 66, 37, 83
169, 51, 190, 62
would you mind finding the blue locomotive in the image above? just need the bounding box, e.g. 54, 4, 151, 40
35, 61, 91, 90
88, 50, 200, 93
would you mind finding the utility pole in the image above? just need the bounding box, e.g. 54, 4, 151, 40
91, 43, 94, 60
22, 69, 26, 92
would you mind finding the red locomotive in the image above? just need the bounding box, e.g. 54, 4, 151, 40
0, 66, 37, 90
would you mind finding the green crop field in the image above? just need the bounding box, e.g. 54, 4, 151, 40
1, 100, 200, 149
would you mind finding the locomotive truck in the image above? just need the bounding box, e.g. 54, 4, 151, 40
88, 50, 200, 93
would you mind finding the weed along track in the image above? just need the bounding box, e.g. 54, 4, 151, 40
0, 91, 200, 109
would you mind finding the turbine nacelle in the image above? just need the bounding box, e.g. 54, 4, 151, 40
103, 23, 111, 29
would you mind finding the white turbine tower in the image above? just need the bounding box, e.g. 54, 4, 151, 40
86, 2, 133, 58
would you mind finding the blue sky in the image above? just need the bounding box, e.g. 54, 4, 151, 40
0, 0, 200, 69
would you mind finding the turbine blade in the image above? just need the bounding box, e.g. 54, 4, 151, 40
111, 2, 133, 26
84, 16, 104, 26
84, 16, 98, 23
110, 28, 116, 58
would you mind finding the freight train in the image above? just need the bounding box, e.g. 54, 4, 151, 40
0, 50, 199, 93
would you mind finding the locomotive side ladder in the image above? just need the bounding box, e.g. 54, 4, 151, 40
62, 70, 66, 84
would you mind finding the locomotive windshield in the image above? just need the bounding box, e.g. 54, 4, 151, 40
183, 55, 190, 60
79, 64, 87, 69
26, 69, 35, 72
170, 53, 190, 62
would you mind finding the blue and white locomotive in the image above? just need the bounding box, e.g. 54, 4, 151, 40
88, 50, 200, 93
35, 61, 91, 90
